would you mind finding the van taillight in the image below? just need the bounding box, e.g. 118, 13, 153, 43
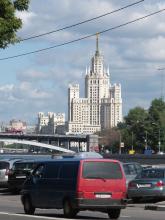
155, 180, 165, 187
77, 191, 84, 198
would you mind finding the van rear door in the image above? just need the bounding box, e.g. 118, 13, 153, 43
77, 160, 126, 200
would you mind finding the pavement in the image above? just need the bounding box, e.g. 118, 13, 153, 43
145, 201, 165, 211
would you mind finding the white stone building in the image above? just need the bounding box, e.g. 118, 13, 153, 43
38, 112, 65, 134
68, 35, 122, 134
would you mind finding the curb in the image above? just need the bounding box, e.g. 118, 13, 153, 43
145, 205, 165, 211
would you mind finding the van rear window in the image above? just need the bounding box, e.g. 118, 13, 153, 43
0, 162, 9, 169
82, 161, 123, 179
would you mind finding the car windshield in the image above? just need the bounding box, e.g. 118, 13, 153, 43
123, 163, 142, 176
82, 161, 123, 179
138, 169, 164, 179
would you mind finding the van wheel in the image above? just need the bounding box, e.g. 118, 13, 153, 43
23, 196, 35, 215
107, 209, 121, 219
63, 200, 77, 218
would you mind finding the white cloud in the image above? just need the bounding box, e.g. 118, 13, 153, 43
16, 11, 36, 28
16, 69, 50, 82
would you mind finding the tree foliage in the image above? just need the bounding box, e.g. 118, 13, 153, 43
118, 98, 165, 153
0, 0, 30, 49
97, 98, 165, 154
97, 128, 120, 153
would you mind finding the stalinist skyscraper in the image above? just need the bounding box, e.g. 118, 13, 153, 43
68, 35, 122, 134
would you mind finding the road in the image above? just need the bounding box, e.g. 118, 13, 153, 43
0, 188, 164, 220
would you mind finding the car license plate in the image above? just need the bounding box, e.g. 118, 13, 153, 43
137, 184, 151, 188
95, 194, 111, 198
16, 176, 26, 178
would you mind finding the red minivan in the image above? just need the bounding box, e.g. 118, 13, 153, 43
21, 156, 127, 219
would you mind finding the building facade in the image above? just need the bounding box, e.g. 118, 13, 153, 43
68, 35, 122, 134
5, 119, 27, 133
37, 112, 65, 134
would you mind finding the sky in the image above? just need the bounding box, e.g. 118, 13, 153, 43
0, 0, 165, 125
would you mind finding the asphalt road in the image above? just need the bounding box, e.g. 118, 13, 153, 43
0, 188, 165, 220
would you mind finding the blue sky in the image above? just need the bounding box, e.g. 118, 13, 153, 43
0, 0, 165, 124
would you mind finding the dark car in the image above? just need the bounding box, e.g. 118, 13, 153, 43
8, 159, 41, 192
127, 167, 165, 202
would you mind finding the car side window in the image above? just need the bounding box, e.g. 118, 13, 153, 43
0, 162, 9, 169
33, 164, 45, 179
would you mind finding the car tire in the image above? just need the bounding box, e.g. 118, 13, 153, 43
107, 208, 121, 219
63, 199, 77, 218
23, 196, 35, 215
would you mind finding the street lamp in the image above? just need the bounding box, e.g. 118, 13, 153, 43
145, 131, 148, 149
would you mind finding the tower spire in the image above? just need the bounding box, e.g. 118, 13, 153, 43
96, 32, 99, 55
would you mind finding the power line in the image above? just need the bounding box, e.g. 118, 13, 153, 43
20, 0, 144, 42
0, 8, 165, 61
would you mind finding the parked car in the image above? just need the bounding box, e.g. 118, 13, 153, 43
21, 156, 127, 219
0, 158, 22, 188
127, 167, 165, 202
8, 159, 41, 192
122, 162, 143, 187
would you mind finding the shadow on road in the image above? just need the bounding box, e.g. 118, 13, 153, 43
16, 212, 107, 219
0, 188, 20, 196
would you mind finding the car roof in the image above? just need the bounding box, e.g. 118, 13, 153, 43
33, 158, 121, 164
142, 167, 165, 171
122, 162, 141, 165
14, 159, 47, 164
0, 158, 22, 162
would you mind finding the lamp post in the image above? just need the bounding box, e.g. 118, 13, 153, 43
131, 131, 134, 151
152, 122, 161, 153
158, 128, 161, 153
119, 131, 121, 155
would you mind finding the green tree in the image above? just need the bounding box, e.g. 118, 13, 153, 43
0, 0, 30, 49
148, 98, 165, 152
96, 128, 121, 153
124, 107, 149, 152
119, 99, 165, 153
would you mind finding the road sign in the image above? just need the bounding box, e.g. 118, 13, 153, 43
120, 142, 124, 148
